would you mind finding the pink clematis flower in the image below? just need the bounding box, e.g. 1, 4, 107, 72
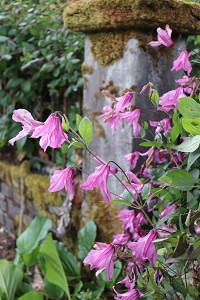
160, 204, 178, 218
159, 87, 185, 112
113, 287, 143, 300
150, 118, 172, 134
149, 24, 173, 47
99, 106, 120, 135
48, 167, 74, 196
112, 233, 132, 246
83, 243, 115, 280
9, 109, 43, 145
128, 230, 157, 265
119, 109, 141, 137
32, 112, 69, 151
115, 92, 134, 113
124, 152, 140, 170
122, 171, 143, 200
81, 162, 112, 203
171, 50, 192, 75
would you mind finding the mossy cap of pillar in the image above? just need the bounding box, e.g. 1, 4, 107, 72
63, 0, 200, 34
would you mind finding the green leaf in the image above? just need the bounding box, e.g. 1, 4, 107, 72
187, 148, 200, 170
150, 89, 159, 106
78, 220, 97, 260
68, 141, 85, 148
21, 81, 31, 93
44, 279, 64, 299
72, 281, 83, 300
139, 141, 162, 148
141, 183, 151, 198
182, 117, 200, 135
170, 123, 182, 143
78, 117, 93, 146
54, 241, 81, 281
172, 135, 200, 152
187, 192, 198, 209
17, 216, 52, 262
0, 36, 9, 42
159, 169, 193, 191
111, 199, 132, 207
40, 234, 71, 300
17, 291, 43, 300
76, 114, 82, 130
0, 260, 23, 300
178, 97, 200, 118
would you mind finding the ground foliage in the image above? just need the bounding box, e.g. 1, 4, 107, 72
0, 0, 84, 170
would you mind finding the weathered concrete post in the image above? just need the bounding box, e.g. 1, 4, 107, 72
64, 0, 200, 241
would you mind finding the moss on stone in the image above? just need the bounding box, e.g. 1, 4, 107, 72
84, 189, 122, 243
82, 62, 93, 75
99, 80, 119, 96
63, 0, 200, 35
0, 161, 62, 221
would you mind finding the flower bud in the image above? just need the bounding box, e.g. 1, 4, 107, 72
62, 116, 70, 132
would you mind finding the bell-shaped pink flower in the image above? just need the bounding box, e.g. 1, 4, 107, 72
99, 106, 120, 136
150, 118, 172, 134
32, 112, 69, 151
160, 204, 178, 218
171, 50, 192, 75
113, 287, 143, 300
9, 109, 43, 145
124, 152, 140, 170
115, 92, 134, 113
119, 109, 141, 137
48, 167, 74, 196
83, 243, 115, 280
149, 24, 173, 47
81, 163, 112, 203
128, 230, 157, 265
159, 87, 185, 112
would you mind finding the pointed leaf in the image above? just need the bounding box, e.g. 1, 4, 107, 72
78, 117, 93, 146
172, 135, 200, 152
17, 292, 43, 300
159, 169, 193, 191
178, 97, 200, 118
78, 220, 97, 260
39, 234, 71, 300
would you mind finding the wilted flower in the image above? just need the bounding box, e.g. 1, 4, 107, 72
149, 24, 173, 47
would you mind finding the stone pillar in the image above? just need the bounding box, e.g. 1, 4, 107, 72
63, 0, 200, 240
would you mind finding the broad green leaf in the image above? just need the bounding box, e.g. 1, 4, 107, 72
159, 169, 193, 191
187, 148, 200, 170
44, 279, 64, 299
178, 97, 200, 118
0, 260, 23, 300
76, 114, 82, 130
140, 141, 162, 148
171, 278, 187, 297
17, 216, 52, 260
0, 36, 9, 42
17, 292, 43, 300
182, 117, 200, 135
21, 81, 31, 93
170, 123, 182, 143
172, 135, 200, 152
54, 241, 81, 281
40, 234, 71, 300
78, 220, 97, 260
78, 117, 93, 146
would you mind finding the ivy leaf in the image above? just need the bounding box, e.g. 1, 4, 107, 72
78, 116, 93, 146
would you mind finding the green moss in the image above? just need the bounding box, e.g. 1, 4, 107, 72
0, 161, 63, 221
84, 189, 122, 243
82, 62, 93, 75
99, 80, 119, 96
63, 0, 200, 35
